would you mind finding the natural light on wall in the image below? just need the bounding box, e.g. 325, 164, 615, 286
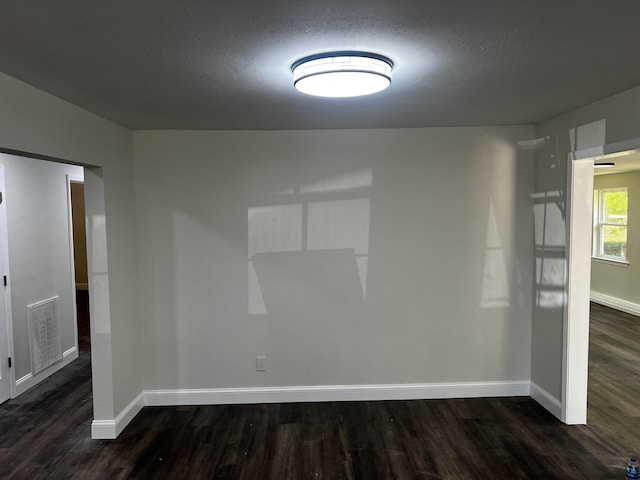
248, 168, 372, 315
532, 190, 567, 309
480, 202, 510, 308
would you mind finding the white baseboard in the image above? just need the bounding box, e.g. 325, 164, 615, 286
14, 346, 79, 397
530, 382, 562, 420
590, 291, 640, 317
144, 380, 530, 407
93, 381, 531, 439
91, 392, 144, 439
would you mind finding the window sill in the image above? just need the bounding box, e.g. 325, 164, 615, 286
591, 256, 630, 267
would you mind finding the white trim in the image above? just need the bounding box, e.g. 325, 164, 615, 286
562, 153, 594, 425
0, 165, 14, 401
144, 381, 530, 407
530, 382, 562, 419
66, 174, 83, 360
91, 392, 144, 439
91, 381, 530, 439
14, 346, 79, 396
591, 257, 629, 267
591, 291, 640, 318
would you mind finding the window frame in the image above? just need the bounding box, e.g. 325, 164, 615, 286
592, 186, 628, 262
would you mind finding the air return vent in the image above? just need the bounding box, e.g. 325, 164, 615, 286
27, 296, 62, 375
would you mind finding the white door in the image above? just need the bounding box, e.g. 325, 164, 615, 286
0, 167, 11, 404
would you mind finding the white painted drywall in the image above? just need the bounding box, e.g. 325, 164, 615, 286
134, 126, 535, 391
591, 171, 640, 306
0, 72, 139, 422
533, 85, 640, 401
0, 153, 82, 381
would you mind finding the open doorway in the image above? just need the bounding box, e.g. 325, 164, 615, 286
69, 180, 91, 354
564, 143, 640, 424
590, 152, 640, 313
0, 153, 85, 399
0, 148, 115, 438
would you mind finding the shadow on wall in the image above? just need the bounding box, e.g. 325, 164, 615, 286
530, 119, 607, 399
533, 185, 566, 310
138, 128, 536, 389
533, 121, 608, 309
239, 131, 534, 385
248, 167, 371, 316
247, 168, 371, 380
529, 132, 569, 401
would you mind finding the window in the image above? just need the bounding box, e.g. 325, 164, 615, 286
593, 187, 628, 261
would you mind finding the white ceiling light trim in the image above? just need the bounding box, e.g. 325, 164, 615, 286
292, 53, 393, 98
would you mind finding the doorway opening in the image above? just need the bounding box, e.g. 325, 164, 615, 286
564, 141, 640, 424
0, 152, 94, 403
69, 179, 91, 354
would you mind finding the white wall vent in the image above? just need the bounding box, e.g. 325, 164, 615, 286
27, 296, 62, 375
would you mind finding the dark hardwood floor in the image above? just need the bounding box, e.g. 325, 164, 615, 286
0, 302, 637, 479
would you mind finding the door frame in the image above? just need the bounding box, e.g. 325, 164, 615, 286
0, 165, 15, 401
563, 137, 640, 423
66, 174, 84, 357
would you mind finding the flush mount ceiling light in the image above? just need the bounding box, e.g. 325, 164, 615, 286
292, 52, 393, 98
594, 162, 615, 168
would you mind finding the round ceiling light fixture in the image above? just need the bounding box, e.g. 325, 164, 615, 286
292, 52, 393, 98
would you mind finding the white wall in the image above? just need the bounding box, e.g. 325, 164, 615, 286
0, 72, 139, 426
134, 126, 535, 394
0, 153, 82, 384
591, 171, 640, 309
533, 85, 640, 402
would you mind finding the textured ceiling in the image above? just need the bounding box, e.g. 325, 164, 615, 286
1, 1, 640, 130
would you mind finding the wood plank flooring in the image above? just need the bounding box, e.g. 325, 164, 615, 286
0, 302, 638, 479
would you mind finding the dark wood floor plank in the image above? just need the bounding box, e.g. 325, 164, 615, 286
1, 301, 638, 478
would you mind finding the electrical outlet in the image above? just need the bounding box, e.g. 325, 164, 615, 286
256, 356, 266, 372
